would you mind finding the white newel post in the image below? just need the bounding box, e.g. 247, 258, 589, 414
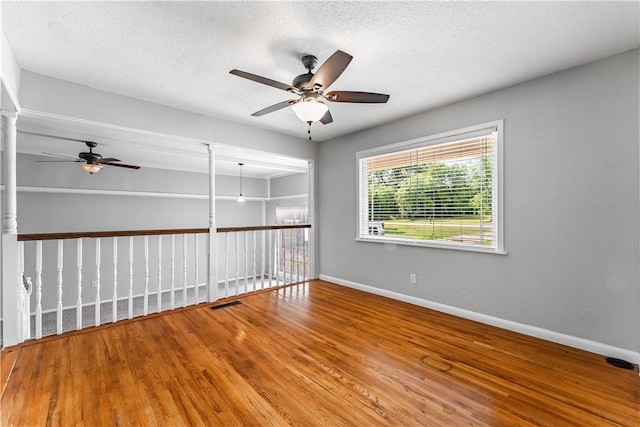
1, 110, 21, 346
207, 144, 218, 302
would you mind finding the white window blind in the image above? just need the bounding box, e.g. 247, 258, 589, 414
357, 122, 502, 252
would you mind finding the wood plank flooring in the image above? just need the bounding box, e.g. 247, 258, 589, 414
2, 280, 638, 426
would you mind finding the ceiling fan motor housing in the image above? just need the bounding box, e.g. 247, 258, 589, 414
79, 141, 102, 163
293, 72, 313, 90
292, 55, 318, 89
79, 152, 101, 163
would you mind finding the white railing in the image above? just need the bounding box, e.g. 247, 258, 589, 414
216, 225, 310, 299
15, 224, 310, 341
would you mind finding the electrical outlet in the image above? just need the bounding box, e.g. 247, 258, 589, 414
410, 274, 417, 284
91, 280, 97, 287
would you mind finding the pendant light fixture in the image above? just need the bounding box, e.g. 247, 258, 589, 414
237, 162, 245, 202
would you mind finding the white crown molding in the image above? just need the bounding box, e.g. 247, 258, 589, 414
14, 185, 307, 203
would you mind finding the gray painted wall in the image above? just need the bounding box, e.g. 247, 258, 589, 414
318, 49, 639, 353
270, 172, 309, 198
16, 153, 268, 232
266, 172, 309, 225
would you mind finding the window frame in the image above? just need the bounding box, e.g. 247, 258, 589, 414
355, 120, 505, 254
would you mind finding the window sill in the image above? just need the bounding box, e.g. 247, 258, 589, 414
355, 236, 508, 255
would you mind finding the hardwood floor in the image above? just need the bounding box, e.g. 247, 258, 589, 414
2, 280, 638, 426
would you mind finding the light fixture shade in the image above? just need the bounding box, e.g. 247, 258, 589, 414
291, 100, 329, 123
81, 163, 102, 174
237, 194, 245, 203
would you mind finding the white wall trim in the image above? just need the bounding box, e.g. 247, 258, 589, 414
319, 274, 640, 365
16, 185, 272, 201
18, 185, 209, 199
15, 185, 304, 203
268, 193, 308, 201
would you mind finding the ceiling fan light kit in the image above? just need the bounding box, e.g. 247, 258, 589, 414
81, 163, 103, 174
291, 100, 329, 123
230, 49, 389, 139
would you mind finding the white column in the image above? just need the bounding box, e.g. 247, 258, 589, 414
207, 144, 218, 302
307, 160, 315, 279
2, 112, 17, 235
2, 111, 20, 346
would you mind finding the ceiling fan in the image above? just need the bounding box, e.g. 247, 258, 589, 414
230, 50, 389, 137
26, 131, 141, 174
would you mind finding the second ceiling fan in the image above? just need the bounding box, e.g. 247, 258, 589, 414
230, 50, 389, 132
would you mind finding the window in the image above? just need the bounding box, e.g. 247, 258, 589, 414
357, 120, 503, 253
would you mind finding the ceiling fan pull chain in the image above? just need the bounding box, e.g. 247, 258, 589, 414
307, 121, 312, 140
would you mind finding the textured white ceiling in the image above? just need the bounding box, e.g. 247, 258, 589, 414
2, 1, 639, 144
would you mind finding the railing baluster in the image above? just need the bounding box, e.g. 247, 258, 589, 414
182, 234, 188, 307
252, 230, 257, 292
234, 232, 239, 296
287, 228, 292, 285
294, 229, 298, 282
57, 239, 64, 334
170, 234, 176, 309
260, 230, 266, 290
294, 229, 298, 283
283, 229, 287, 285
18, 242, 29, 340
298, 228, 302, 282
293, 229, 298, 283
157, 235, 163, 313
293, 228, 297, 283
35, 240, 43, 339
274, 229, 279, 285
112, 237, 118, 323
244, 231, 249, 294
76, 239, 82, 330
144, 235, 149, 315
128, 236, 134, 319
194, 233, 199, 304
224, 233, 229, 298
303, 228, 307, 282
268, 229, 273, 288
95, 238, 101, 327
280, 229, 285, 285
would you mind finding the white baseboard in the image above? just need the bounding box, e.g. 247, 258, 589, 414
319, 274, 640, 365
